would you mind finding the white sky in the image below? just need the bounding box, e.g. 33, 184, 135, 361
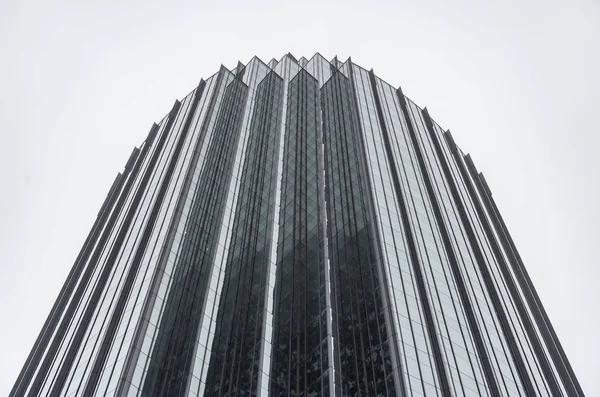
1, 0, 598, 395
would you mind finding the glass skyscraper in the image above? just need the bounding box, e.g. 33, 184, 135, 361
12, 53, 584, 397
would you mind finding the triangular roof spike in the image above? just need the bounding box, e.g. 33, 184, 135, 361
273, 55, 302, 79
336, 57, 352, 75
247, 55, 269, 68
286, 52, 298, 62
327, 66, 354, 81
260, 68, 285, 83
397, 85, 405, 96
304, 53, 337, 86
309, 52, 328, 62
329, 57, 338, 71
277, 53, 298, 64
244, 56, 270, 74
290, 68, 310, 82
294, 67, 316, 78
445, 129, 457, 149
217, 64, 236, 80
331, 55, 345, 69
305, 52, 332, 69
219, 64, 233, 75
235, 61, 246, 75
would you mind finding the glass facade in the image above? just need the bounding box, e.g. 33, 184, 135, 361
11, 54, 585, 397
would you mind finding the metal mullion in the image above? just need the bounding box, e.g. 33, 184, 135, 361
464, 155, 583, 397
143, 77, 244, 395
211, 89, 256, 394
381, 85, 467, 395
319, 79, 340, 397
444, 132, 558, 396
267, 68, 293, 396
82, 98, 192, 395
230, 76, 274, 393
115, 72, 222, 396
25, 121, 160, 397
420, 125, 515, 396
322, 78, 346, 394
419, 108, 537, 396
82, 81, 205, 395
445, 139, 546, 396
351, 70, 401, 396
397, 89, 503, 397
173, 78, 249, 396
357, 71, 446, 397
333, 76, 363, 394
9, 166, 127, 397
46, 100, 182, 397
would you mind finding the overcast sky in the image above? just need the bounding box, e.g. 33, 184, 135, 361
1, 0, 598, 395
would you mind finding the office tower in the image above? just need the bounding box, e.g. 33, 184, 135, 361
11, 53, 584, 397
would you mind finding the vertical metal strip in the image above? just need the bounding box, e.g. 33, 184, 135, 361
24, 122, 159, 397
258, 59, 289, 397
396, 88, 502, 397
368, 70, 448, 396
320, 91, 337, 397
186, 66, 255, 396
444, 131, 562, 396
321, 70, 396, 396
141, 77, 248, 396
267, 69, 331, 396
9, 166, 127, 397
201, 71, 283, 395
346, 64, 403, 396
82, 80, 206, 395
464, 154, 584, 397
97, 172, 124, 218
46, 100, 182, 397
115, 71, 224, 397
420, 108, 537, 396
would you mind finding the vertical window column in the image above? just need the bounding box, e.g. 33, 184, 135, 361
321, 71, 397, 397
141, 77, 249, 397
396, 88, 502, 397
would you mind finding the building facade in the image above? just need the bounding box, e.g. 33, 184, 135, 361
11, 54, 584, 397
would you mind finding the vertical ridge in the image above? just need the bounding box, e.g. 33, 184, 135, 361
141, 76, 248, 396
321, 70, 397, 397
46, 101, 182, 397
369, 70, 449, 396
464, 155, 585, 397
420, 108, 537, 396
444, 131, 562, 396
396, 88, 502, 396
269, 69, 330, 397
81, 80, 207, 395
203, 71, 283, 396
115, 70, 227, 397
24, 120, 160, 397
9, 166, 128, 397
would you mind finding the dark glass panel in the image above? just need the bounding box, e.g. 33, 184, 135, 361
270, 69, 329, 397
321, 71, 396, 397
142, 77, 249, 397
203, 71, 284, 397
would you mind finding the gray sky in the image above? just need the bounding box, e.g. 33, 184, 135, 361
1, 0, 598, 395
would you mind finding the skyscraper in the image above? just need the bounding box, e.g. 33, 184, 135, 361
11, 53, 584, 396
